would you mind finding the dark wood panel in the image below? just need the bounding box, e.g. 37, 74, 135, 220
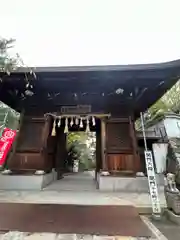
17, 120, 45, 151
8, 153, 44, 171
9, 116, 54, 172
106, 121, 132, 151
107, 154, 134, 173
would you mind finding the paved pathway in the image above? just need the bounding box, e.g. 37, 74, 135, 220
0, 232, 155, 239
0, 216, 162, 240
0, 172, 167, 210
150, 215, 180, 240
0, 173, 167, 239
0, 190, 167, 211
45, 172, 97, 192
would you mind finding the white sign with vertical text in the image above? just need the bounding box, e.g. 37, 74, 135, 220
144, 150, 161, 215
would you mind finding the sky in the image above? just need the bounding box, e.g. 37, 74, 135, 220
1, 0, 180, 67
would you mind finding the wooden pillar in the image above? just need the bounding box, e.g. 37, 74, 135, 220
41, 115, 52, 171
95, 119, 102, 178
55, 128, 67, 179
101, 119, 107, 170
129, 116, 141, 173
41, 115, 51, 152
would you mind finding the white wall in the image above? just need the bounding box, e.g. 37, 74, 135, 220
149, 115, 180, 174
152, 143, 168, 173
164, 117, 180, 138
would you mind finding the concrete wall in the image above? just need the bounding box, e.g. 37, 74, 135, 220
152, 143, 168, 173
164, 116, 180, 138
98, 174, 164, 192
0, 171, 57, 190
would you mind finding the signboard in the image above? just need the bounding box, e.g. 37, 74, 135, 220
61, 105, 91, 114
0, 128, 17, 167
144, 150, 161, 215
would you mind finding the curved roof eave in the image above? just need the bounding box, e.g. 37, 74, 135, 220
12, 58, 180, 73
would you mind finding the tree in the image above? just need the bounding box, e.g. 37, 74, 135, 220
162, 80, 180, 113
149, 82, 180, 117
0, 37, 36, 84
136, 80, 180, 129
67, 132, 96, 171
0, 38, 19, 75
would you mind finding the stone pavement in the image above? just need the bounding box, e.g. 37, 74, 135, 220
0, 232, 156, 240
45, 172, 97, 191
0, 190, 167, 211
0, 216, 166, 240
150, 215, 180, 240
0, 190, 167, 239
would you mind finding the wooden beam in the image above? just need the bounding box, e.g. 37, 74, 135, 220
129, 116, 141, 173
106, 117, 129, 123
45, 112, 111, 119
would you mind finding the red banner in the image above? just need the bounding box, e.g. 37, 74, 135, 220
0, 128, 17, 166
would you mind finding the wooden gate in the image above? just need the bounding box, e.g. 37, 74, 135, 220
105, 117, 140, 175
8, 116, 53, 172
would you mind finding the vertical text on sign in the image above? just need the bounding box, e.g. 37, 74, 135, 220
144, 150, 161, 215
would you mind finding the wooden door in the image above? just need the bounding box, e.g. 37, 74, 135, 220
8, 117, 52, 172
105, 118, 134, 174
107, 154, 134, 173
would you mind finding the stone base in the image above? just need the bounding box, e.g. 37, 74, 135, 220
165, 191, 180, 215
166, 209, 180, 225
0, 171, 57, 190
98, 174, 164, 192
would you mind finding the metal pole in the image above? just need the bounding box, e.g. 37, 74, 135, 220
140, 112, 147, 151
